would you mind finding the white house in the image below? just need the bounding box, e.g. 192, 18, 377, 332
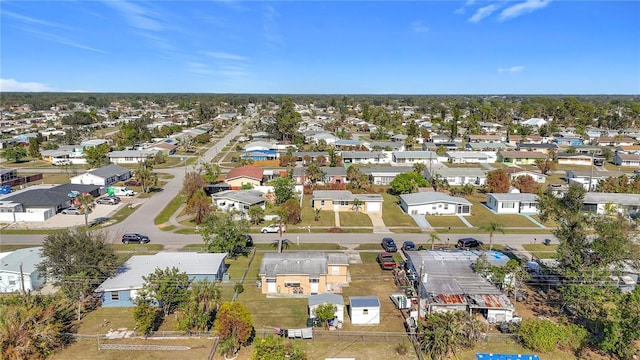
391, 151, 438, 165
613, 153, 640, 167
349, 296, 380, 325
308, 293, 345, 324
399, 192, 472, 216
108, 150, 161, 164
0, 247, 45, 293
341, 151, 390, 165
507, 169, 547, 184
565, 170, 626, 191
359, 166, 413, 185
70, 164, 131, 186
486, 193, 539, 214
583, 192, 640, 215
445, 151, 495, 164
211, 190, 266, 215
425, 167, 487, 186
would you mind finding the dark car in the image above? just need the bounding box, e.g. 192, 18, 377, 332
124, 180, 142, 186
381, 237, 397, 252
402, 241, 417, 252
121, 233, 150, 244
456, 237, 483, 250
377, 252, 397, 270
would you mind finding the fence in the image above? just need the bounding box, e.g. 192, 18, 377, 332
1, 173, 43, 187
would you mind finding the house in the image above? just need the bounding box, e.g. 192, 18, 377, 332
258, 252, 350, 295
70, 164, 131, 186
565, 170, 626, 191
225, 165, 264, 189
404, 250, 515, 321
392, 151, 438, 165
108, 150, 161, 164
613, 153, 640, 167
504, 168, 547, 184
341, 151, 389, 165
486, 193, 539, 214
515, 143, 559, 154
308, 132, 338, 145
80, 139, 110, 148
399, 192, 472, 216
241, 149, 278, 161
147, 139, 178, 155
0, 247, 45, 293
498, 151, 547, 166
520, 118, 548, 127
597, 136, 636, 147
308, 293, 345, 324
334, 139, 366, 150
465, 142, 507, 152
369, 141, 404, 151
583, 192, 640, 216
391, 134, 408, 143
467, 134, 503, 143
349, 296, 380, 325
312, 190, 383, 213
292, 167, 347, 185
245, 140, 277, 152
96, 252, 227, 307
445, 151, 495, 164
1, 169, 18, 185
292, 152, 329, 165
615, 145, 640, 155
553, 137, 584, 147
556, 153, 594, 166
425, 167, 487, 186
211, 190, 266, 214
359, 166, 413, 185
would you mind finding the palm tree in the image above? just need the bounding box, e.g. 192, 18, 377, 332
75, 193, 94, 228
429, 233, 440, 250
480, 221, 505, 250
271, 238, 291, 253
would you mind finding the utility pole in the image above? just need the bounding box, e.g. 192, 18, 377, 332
417, 261, 425, 324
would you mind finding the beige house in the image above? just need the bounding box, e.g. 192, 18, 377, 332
258, 252, 350, 296
311, 190, 383, 213
224, 165, 264, 190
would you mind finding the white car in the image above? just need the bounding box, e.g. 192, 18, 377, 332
261, 224, 286, 233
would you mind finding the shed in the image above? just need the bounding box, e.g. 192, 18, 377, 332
349, 296, 380, 325
308, 293, 345, 323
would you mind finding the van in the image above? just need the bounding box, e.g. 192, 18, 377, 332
111, 186, 135, 197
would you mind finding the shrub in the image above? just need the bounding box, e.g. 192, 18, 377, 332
328, 227, 344, 233
518, 318, 564, 352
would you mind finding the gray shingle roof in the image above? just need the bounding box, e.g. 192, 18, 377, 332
259, 252, 348, 277
308, 293, 345, 306
392, 151, 438, 159
212, 190, 265, 205
89, 164, 131, 178
2, 188, 70, 207
349, 296, 380, 308
584, 192, 640, 206
488, 193, 538, 202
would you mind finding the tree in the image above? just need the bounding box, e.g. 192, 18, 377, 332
135, 158, 158, 193
305, 162, 325, 183
413, 162, 427, 174
28, 137, 41, 159
420, 311, 482, 360
390, 172, 429, 194
133, 289, 161, 336
480, 221, 504, 250
279, 199, 301, 225
37, 228, 119, 298
214, 302, 253, 356
250, 336, 307, 360
535, 158, 555, 175
200, 212, 250, 254
313, 303, 337, 329
430, 173, 449, 192
271, 238, 292, 253
1, 145, 27, 163
248, 205, 264, 225
142, 267, 191, 317
270, 176, 296, 204
176, 279, 222, 332
346, 166, 371, 192
186, 189, 212, 225
273, 98, 302, 142
352, 198, 363, 212
199, 162, 222, 183
75, 192, 94, 228
182, 171, 207, 200
512, 175, 539, 193
486, 169, 510, 193
84, 143, 110, 168
429, 233, 440, 250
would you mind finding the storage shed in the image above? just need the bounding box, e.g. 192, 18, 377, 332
308, 293, 345, 323
348, 296, 380, 325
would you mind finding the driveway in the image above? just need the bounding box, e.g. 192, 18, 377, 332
410, 214, 430, 229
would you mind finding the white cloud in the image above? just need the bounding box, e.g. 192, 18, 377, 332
203, 51, 248, 61
187, 62, 214, 75
499, 0, 552, 21
410, 21, 429, 33
0, 79, 52, 92
498, 66, 525, 74
2, 10, 70, 29
104, 0, 163, 31
469, 4, 501, 23
263, 5, 284, 47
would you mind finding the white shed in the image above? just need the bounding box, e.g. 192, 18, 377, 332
349, 296, 380, 325
308, 293, 345, 324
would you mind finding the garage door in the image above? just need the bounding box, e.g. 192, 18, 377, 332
367, 202, 381, 212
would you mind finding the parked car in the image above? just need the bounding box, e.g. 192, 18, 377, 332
377, 252, 397, 270
381, 237, 397, 252
402, 241, 417, 252
124, 180, 142, 186
456, 237, 483, 250
261, 224, 285, 233
121, 233, 150, 244
61, 207, 81, 215
97, 196, 121, 205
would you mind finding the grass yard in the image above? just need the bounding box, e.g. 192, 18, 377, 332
459, 340, 579, 360
339, 211, 373, 227
530, 215, 558, 228
523, 243, 559, 260
0, 228, 54, 235
0, 244, 41, 252
39, 172, 71, 184
426, 215, 466, 228
302, 341, 419, 360
390, 228, 423, 233
255, 243, 344, 251
299, 196, 335, 227
51, 338, 214, 360
381, 193, 416, 227
110, 244, 164, 252
76, 307, 137, 334
109, 203, 140, 225
435, 228, 553, 235
154, 194, 185, 225
465, 199, 541, 228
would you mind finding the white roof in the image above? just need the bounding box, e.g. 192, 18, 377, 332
96, 252, 227, 292
400, 192, 472, 206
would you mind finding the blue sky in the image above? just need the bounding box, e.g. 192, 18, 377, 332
1, 1, 639, 94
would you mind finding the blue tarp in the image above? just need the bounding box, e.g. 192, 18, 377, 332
476, 354, 540, 360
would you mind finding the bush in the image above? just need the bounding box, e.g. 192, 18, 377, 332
518, 318, 587, 353
328, 227, 344, 233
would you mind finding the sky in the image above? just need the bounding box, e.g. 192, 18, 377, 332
1, 1, 639, 94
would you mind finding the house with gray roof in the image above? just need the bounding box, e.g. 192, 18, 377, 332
334, 139, 366, 150
341, 151, 389, 164
465, 142, 507, 152
392, 151, 438, 165
486, 193, 539, 214
425, 167, 487, 186
70, 164, 131, 186
359, 166, 414, 185
258, 252, 350, 295
312, 190, 383, 213
211, 190, 266, 215
583, 192, 640, 216
0, 247, 46, 293
96, 252, 227, 307
565, 170, 626, 191
445, 151, 495, 164
107, 149, 161, 164
399, 192, 472, 216
292, 166, 347, 185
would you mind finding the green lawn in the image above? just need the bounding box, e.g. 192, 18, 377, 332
154, 194, 185, 225
339, 211, 373, 227
465, 198, 540, 228
255, 243, 344, 251
381, 193, 416, 227
0, 244, 41, 252
110, 244, 164, 252
390, 228, 423, 233
298, 196, 335, 227
109, 203, 141, 224
530, 215, 558, 228
426, 215, 467, 228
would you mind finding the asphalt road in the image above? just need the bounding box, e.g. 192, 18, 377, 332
0, 118, 559, 248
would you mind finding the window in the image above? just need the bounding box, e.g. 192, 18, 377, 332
284, 282, 301, 288
266, 278, 276, 283
331, 266, 340, 275
320, 200, 325, 206
110, 291, 120, 301
363, 309, 369, 315
444, 204, 449, 210
310, 278, 319, 283
501, 202, 515, 208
